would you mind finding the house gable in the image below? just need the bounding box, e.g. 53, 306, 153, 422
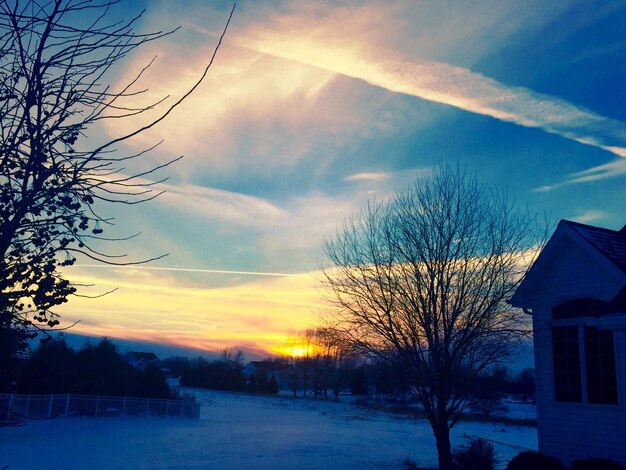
511, 221, 625, 310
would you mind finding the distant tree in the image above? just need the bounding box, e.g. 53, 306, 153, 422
162, 356, 192, 379
0, 0, 234, 386
18, 336, 75, 393
350, 368, 368, 396
134, 364, 171, 399
371, 358, 410, 401
322, 164, 544, 470
512, 367, 535, 402
0, 312, 28, 391
73, 338, 134, 396
469, 364, 515, 416
287, 357, 299, 397
267, 376, 279, 394
19, 337, 171, 398
179, 352, 246, 392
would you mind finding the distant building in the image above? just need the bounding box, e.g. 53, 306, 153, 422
243, 360, 292, 389
510, 220, 626, 467
124, 351, 161, 369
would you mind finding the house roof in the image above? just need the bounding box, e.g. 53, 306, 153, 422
510, 219, 626, 308
126, 351, 160, 361
565, 220, 626, 273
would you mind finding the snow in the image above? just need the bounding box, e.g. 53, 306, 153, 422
1, 389, 537, 469
497, 399, 537, 421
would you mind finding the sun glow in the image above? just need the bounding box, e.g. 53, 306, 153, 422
60, 266, 325, 357
272, 335, 321, 358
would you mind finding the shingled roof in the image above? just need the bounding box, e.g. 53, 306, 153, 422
564, 220, 626, 273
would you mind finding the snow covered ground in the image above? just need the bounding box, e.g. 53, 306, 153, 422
1, 388, 536, 469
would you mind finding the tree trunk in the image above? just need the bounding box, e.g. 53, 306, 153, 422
434, 422, 453, 470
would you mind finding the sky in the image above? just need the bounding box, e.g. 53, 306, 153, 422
58, 0, 626, 359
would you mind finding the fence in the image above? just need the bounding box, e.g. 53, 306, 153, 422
0, 393, 201, 423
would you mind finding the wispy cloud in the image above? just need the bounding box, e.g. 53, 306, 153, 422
569, 210, 611, 224
533, 159, 626, 192
75, 264, 301, 277
241, 22, 626, 164
158, 182, 287, 227
345, 172, 390, 182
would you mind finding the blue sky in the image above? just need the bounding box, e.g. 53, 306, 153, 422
61, 0, 626, 356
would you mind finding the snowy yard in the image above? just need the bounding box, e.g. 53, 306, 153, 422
1, 389, 536, 469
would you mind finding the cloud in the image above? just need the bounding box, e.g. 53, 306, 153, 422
533, 159, 626, 192
158, 181, 287, 227
101, 2, 497, 181
61, 267, 322, 355
75, 264, 301, 277
569, 210, 611, 224
103, 42, 337, 176
345, 172, 390, 182
239, 13, 626, 165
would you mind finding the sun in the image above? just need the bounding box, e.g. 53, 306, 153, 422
273, 343, 315, 358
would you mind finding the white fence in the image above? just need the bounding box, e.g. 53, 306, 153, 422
0, 393, 201, 423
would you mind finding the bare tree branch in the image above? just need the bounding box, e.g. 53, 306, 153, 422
0, 0, 235, 370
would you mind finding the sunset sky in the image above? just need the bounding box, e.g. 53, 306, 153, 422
60, 0, 626, 358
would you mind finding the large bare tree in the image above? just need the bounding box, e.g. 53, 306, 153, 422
0, 0, 234, 386
322, 164, 543, 470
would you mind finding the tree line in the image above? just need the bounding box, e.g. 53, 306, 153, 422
17, 337, 171, 399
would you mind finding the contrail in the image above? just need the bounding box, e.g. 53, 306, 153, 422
75, 264, 301, 277
242, 34, 626, 161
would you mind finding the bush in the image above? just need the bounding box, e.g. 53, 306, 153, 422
453, 439, 495, 470
505, 451, 563, 470
570, 459, 624, 470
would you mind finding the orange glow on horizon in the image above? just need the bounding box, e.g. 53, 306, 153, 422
59, 266, 328, 358
272, 343, 316, 358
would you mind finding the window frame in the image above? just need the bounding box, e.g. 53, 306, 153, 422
550, 316, 620, 407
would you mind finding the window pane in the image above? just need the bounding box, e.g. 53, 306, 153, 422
584, 326, 618, 405
552, 326, 582, 402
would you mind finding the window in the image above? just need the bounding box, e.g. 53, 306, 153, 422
552, 326, 582, 402
584, 326, 618, 404
551, 323, 618, 404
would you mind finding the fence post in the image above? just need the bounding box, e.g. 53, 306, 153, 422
95, 396, 99, 417
122, 397, 127, 416
65, 394, 70, 416
48, 394, 54, 417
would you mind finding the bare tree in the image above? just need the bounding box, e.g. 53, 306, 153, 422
322, 164, 543, 470
0, 0, 234, 367
308, 327, 352, 399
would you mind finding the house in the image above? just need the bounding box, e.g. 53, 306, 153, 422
510, 220, 626, 467
124, 351, 161, 369
243, 360, 293, 389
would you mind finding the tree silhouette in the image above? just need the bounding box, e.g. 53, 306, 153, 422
322, 164, 544, 470
0, 0, 235, 368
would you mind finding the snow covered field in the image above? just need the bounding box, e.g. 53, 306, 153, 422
1, 389, 536, 469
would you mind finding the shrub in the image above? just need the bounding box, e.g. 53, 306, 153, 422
453, 439, 495, 470
570, 459, 624, 470
505, 451, 563, 470
401, 456, 419, 469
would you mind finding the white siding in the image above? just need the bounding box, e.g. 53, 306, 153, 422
533, 300, 626, 465
527, 234, 622, 310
